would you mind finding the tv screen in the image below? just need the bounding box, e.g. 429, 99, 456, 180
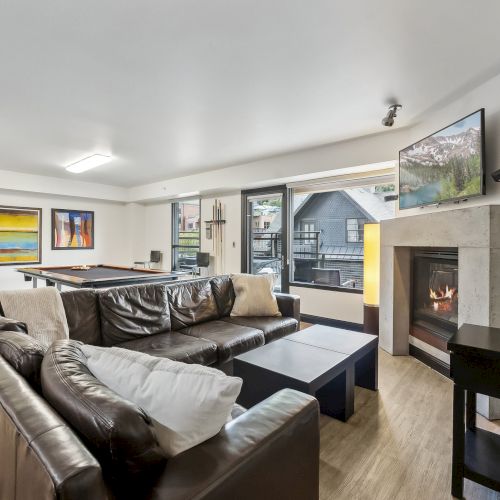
399, 109, 485, 209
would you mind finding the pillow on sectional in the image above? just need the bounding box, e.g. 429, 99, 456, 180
230, 273, 281, 317
0, 330, 47, 390
41, 340, 167, 486
98, 283, 171, 346
81, 344, 242, 457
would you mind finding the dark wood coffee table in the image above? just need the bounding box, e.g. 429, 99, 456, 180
233, 324, 378, 421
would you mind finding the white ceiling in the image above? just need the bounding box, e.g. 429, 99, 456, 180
1, 1, 500, 187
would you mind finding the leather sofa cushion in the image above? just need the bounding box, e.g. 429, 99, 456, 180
0, 330, 47, 390
167, 279, 219, 330
117, 332, 218, 366
210, 275, 235, 317
61, 289, 101, 345
180, 320, 265, 364
98, 284, 171, 346
41, 340, 167, 488
0, 315, 28, 333
222, 316, 298, 343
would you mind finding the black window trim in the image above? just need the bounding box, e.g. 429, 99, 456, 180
171, 199, 201, 271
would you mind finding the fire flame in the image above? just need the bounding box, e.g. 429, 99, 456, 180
429, 285, 456, 301
429, 285, 457, 312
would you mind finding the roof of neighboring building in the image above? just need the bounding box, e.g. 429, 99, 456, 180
343, 188, 395, 221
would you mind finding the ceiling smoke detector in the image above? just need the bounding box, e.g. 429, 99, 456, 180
381, 104, 402, 127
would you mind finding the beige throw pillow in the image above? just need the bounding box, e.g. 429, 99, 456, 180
230, 273, 281, 317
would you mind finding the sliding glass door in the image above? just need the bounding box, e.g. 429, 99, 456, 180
242, 186, 288, 292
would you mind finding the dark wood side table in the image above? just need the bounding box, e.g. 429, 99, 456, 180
448, 324, 500, 498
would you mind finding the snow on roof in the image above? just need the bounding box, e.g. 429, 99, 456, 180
343, 188, 395, 221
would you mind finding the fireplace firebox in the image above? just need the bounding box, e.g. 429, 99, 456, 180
412, 249, 458, 351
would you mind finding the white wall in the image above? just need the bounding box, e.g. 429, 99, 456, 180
200, 194, 241, 275
290, 286, 364, 324
396, 72, 500, 218
136, 194, 241, 275
0, 191, 132, 290
137, 202, 172, 270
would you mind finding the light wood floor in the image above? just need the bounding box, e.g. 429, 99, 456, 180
317, 348, 500, 500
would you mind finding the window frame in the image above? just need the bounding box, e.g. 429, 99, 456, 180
346, 218, 366, 243
299, 218, 318, 245
288, 179, 395, 294
171, 199, 201, 271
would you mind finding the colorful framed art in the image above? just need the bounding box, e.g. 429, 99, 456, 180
52, 209, 94, 250
0, 206, 42, 265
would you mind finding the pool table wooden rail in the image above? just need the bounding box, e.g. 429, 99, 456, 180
16, 265, 183, 289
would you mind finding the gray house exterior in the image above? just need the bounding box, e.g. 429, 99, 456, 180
252, 186, 394, 289
292, 188, 393, 289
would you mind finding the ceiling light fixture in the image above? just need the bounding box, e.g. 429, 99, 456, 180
176, 191, 200, 198
66, 154, 112, 173
381, 104, 402, 127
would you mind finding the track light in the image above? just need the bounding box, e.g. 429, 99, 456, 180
382, 104, 402, 127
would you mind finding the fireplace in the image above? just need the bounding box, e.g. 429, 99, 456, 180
411, 248, 458, 351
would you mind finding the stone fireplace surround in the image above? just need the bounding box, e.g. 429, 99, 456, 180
380, 205, 500, 419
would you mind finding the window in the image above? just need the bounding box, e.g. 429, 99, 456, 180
263, 221, 271, 229
291, 183, 395, 290
300, 220, 317, 244
171, 199, 200, 270
346, 218, 365, 243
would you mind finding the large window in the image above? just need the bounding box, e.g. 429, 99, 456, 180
171, 199, 200, 270
291, 183, 395, 291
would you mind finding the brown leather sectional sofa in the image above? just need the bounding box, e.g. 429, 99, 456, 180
61, 275, 301, 372
0, 275, 320, 500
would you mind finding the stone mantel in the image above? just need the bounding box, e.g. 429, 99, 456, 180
381, 205, 500, 249
380, 205, 500, 419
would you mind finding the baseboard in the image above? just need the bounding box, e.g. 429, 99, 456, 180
300, 314, 364, 332
409, 344, 450, 378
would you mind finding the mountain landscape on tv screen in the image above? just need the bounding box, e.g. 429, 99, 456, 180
399, 112, 482, 208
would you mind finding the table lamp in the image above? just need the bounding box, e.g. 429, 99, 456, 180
363, 223, 380, 335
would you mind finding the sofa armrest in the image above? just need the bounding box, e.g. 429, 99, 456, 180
0, 357, 108, 500
148, 389, 319, 500
275, 293, 300, 323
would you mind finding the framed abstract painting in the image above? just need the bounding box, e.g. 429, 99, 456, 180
0, 206, 42, 265
52, 209, 94, 250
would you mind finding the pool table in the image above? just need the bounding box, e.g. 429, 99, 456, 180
17, 265, 188, 289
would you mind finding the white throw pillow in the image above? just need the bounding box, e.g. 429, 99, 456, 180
80, 345, 242, 457
230, 273, 281, 317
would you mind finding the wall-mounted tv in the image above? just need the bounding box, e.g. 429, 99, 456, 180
399, 108, 485, 210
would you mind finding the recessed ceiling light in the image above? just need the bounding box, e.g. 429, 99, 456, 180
66, 154, 112, 173
176, 191, 200, 198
